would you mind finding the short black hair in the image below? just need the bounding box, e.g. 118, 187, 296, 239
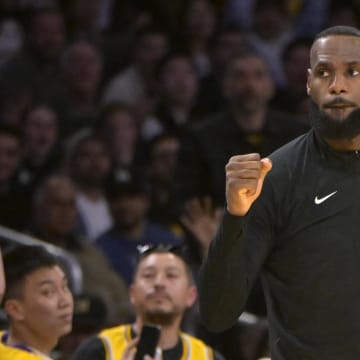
135, 245, 194, 285
104, 173, 150, 200
314, 25, 360, 42
3, 245, 60, 303
224, 48, 270, 77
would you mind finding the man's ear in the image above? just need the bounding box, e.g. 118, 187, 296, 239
306, 68, 312, 95
186, 285, 198, 308
4, 299, 25, 321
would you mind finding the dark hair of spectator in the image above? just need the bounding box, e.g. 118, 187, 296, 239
2, 245, 60, 303
223, 48, 270, 76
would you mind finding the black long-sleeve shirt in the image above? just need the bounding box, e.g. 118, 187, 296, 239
199, 129, 360, 359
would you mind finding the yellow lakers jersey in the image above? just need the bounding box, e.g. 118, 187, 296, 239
0, 342, 44, 360
99, 324, 215, 360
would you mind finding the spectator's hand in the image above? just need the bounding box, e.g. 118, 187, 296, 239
120, 338, 138, 360
120, 338, 154, 360
180, 196, 223, 257
226, 154, 272, 216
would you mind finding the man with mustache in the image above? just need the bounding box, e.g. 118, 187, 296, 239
199, 25, 360, 359
72, 245, 224, 360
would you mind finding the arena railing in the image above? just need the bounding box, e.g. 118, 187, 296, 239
0, 225, 83, 295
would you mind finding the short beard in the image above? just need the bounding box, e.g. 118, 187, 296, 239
310, 100, 360, 140
143, 310, 177, 326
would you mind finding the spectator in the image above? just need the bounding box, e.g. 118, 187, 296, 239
30, 174, 132, 325
142, 52, 199, 141
96, 103, 146, 183
145, 133, 182, 228
248, 0, 294, 87
177, 0, 217, 78
0, 7, 67, 104
177, 49, 308, 206
66, 132, 113, 241
195, 24, 249, 116
102, 24, 169, 113
71, 245, 225, 360
17, 102, 63, 198
0, 245, 73, 359
55, 39, 103, 138
96, 174, 181, 285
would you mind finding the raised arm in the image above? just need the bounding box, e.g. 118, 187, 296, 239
198, 154, 272, 332
225, 154, 272, 216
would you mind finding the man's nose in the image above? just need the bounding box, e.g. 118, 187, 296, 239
59, 290, 73, 308
329, 73, 348, 94
154, 273, 166, 287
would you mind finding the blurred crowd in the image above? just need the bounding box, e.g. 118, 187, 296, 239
0, 0, 359, 359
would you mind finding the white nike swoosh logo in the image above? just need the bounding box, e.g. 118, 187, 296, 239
314, 191, 338, 205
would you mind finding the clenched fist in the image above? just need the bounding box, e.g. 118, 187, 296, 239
225, 153, 272, 216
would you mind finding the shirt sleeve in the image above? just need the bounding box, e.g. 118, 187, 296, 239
70, 336, 105, 360
198, 178, 276, 333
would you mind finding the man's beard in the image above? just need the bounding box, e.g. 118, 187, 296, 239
142, 298, 183, 326
143, 309, 178, 326
310, 100, 360, 140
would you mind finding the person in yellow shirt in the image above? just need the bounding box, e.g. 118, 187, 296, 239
72, 245, 224, 360
0, 342, 45, 360
0, 245, 74, 360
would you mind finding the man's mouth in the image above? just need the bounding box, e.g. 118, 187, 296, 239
326, 104, 353, 109
148, 292, 171, 301
324, 98, 356, 109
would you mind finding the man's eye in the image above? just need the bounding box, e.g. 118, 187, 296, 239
317, 69, 330, 77
349, 68, 360, 76
167, 273, 179, 279
142, 273, 155, 279
41, 289, 54, 297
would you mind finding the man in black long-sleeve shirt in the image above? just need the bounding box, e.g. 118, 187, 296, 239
199, 25, 360, 359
